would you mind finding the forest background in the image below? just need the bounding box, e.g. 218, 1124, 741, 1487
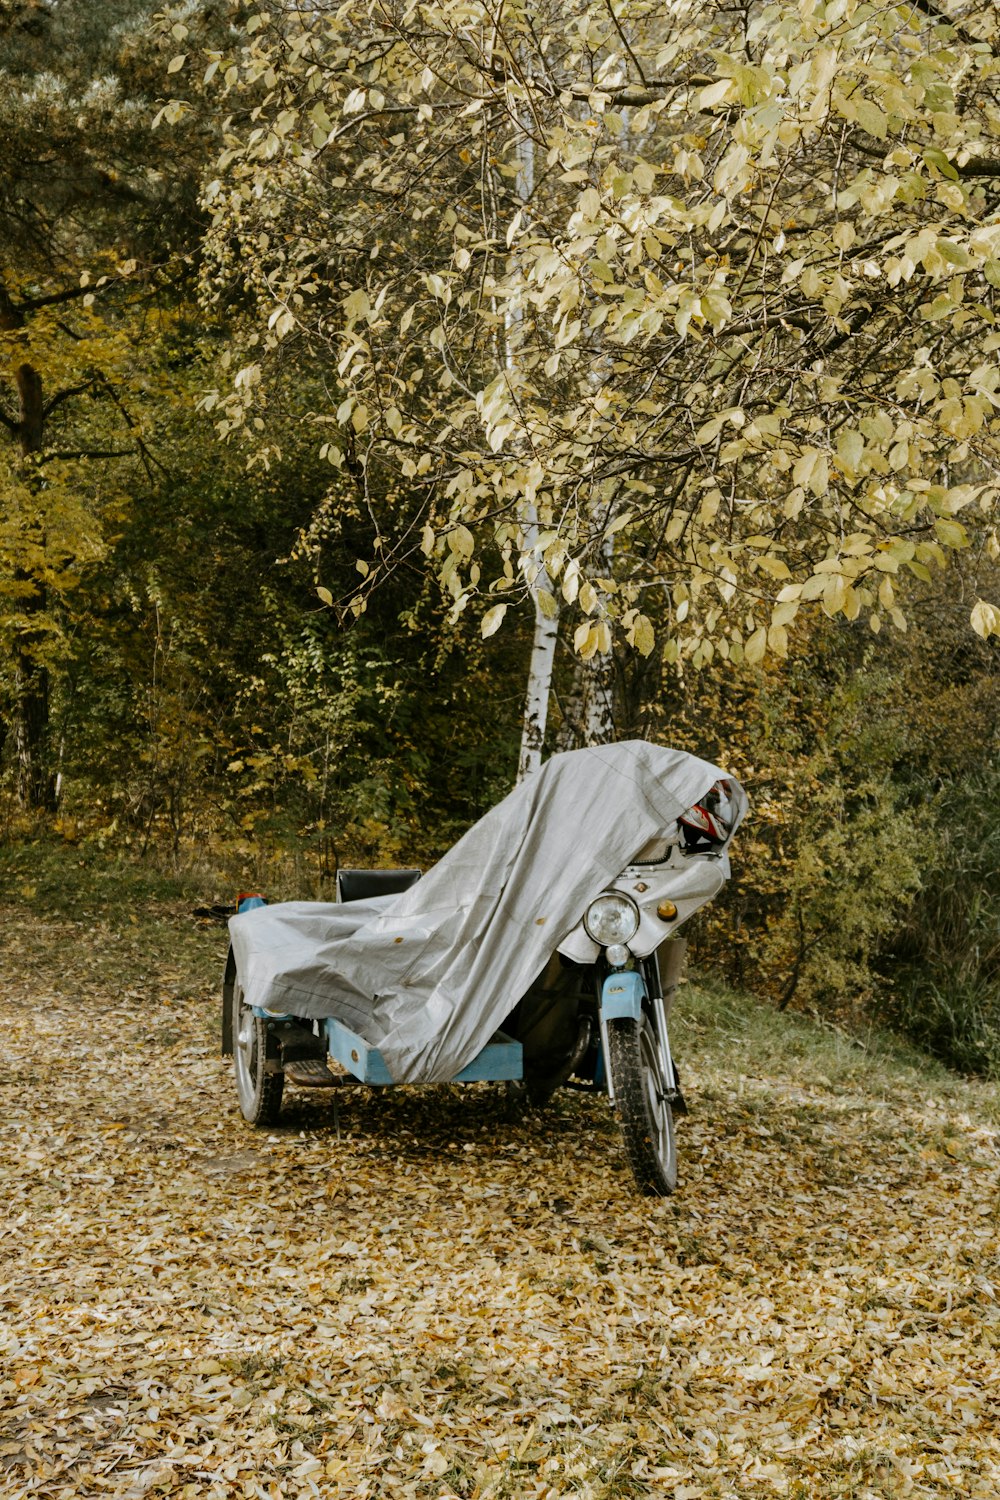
1, 0, 999, 1079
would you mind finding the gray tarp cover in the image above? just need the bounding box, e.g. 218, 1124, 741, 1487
229, 740, 741, 1083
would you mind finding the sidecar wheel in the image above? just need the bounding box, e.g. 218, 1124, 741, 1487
232, 982, 284, 1126
607, 1014, 677, 1197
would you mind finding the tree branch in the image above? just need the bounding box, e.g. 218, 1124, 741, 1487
956, 156, 1000, 178
91, 373, 168, 478
42, 380, 97, 419
20, 282, 109, 313
602, 0, 649, 90
37, 448, 134, 464
552, 76, 713, 107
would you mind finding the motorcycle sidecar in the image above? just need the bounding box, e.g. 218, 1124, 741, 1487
221, 872, 526, 1124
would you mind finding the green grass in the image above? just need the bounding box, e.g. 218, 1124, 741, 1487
676, 972, 1000, 1125
0, 836, 235, 996
0, 835, 215, 919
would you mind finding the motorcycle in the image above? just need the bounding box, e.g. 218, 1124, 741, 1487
222, 744, 745, 1197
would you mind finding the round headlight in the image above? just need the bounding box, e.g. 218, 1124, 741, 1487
584, 891, 640, 947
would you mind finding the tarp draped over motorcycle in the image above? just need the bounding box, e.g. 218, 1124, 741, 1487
228, 741, 745, 1083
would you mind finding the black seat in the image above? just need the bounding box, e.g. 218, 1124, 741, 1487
336, 867, 421, 903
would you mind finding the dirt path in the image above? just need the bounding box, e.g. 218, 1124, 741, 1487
2, 904, 999, 1498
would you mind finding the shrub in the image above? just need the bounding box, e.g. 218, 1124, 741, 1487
880, 767, 1000, 1077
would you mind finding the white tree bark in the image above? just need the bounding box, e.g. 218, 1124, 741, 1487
582, 483, 617, 745
582, 649, 616, 745
502, 57, 559, 782
518, 600, 560, 777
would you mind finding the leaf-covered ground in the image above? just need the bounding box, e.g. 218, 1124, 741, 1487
2, 900, 999, 1499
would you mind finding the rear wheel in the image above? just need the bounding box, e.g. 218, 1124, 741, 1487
232, 982, 284, 1126
606, 1013, 677, 1196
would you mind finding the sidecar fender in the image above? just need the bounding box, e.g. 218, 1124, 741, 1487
600, 971, 645, 1022
222, 944, 237, 1055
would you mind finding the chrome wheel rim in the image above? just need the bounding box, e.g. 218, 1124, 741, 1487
640, 1022, 675, 1178
234, 994, 259, 1112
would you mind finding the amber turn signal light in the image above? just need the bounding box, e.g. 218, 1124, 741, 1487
656, 900, 678, 922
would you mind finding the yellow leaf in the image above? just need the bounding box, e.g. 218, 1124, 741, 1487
745, 626, 767, 664
935, 517, 969, 549
481, 603, 507, 638
633, 615, 655, 655
822, 574, 848, 616
695, 416, 724, 445
574, 622, 598, 658
537, 588, 559, 619
793, 448, 829, 495
771, 600, 799, 628
971, 599, 1000, 638
450, 524, 474, 558
698, 78, 733, 109
837, 429, 864, 474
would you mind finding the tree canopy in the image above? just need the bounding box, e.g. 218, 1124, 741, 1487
163, 0, 1000, 676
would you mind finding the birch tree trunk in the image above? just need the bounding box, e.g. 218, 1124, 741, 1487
581, 482, 618, 746
501, 57, 559, 783
582, 649, 616, 745
518, 600, 559, 778
554, 650, 614, 751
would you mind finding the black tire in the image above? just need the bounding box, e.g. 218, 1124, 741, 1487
606, 1013, 677, 1196
232, 980, 284, 1126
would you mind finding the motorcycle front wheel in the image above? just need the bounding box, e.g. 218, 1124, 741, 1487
607, 1013, 677, 1196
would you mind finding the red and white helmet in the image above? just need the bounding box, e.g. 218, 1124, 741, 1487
680, 778, 740, 851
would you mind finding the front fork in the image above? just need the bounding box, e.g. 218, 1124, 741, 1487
597, 945, 682, 1106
